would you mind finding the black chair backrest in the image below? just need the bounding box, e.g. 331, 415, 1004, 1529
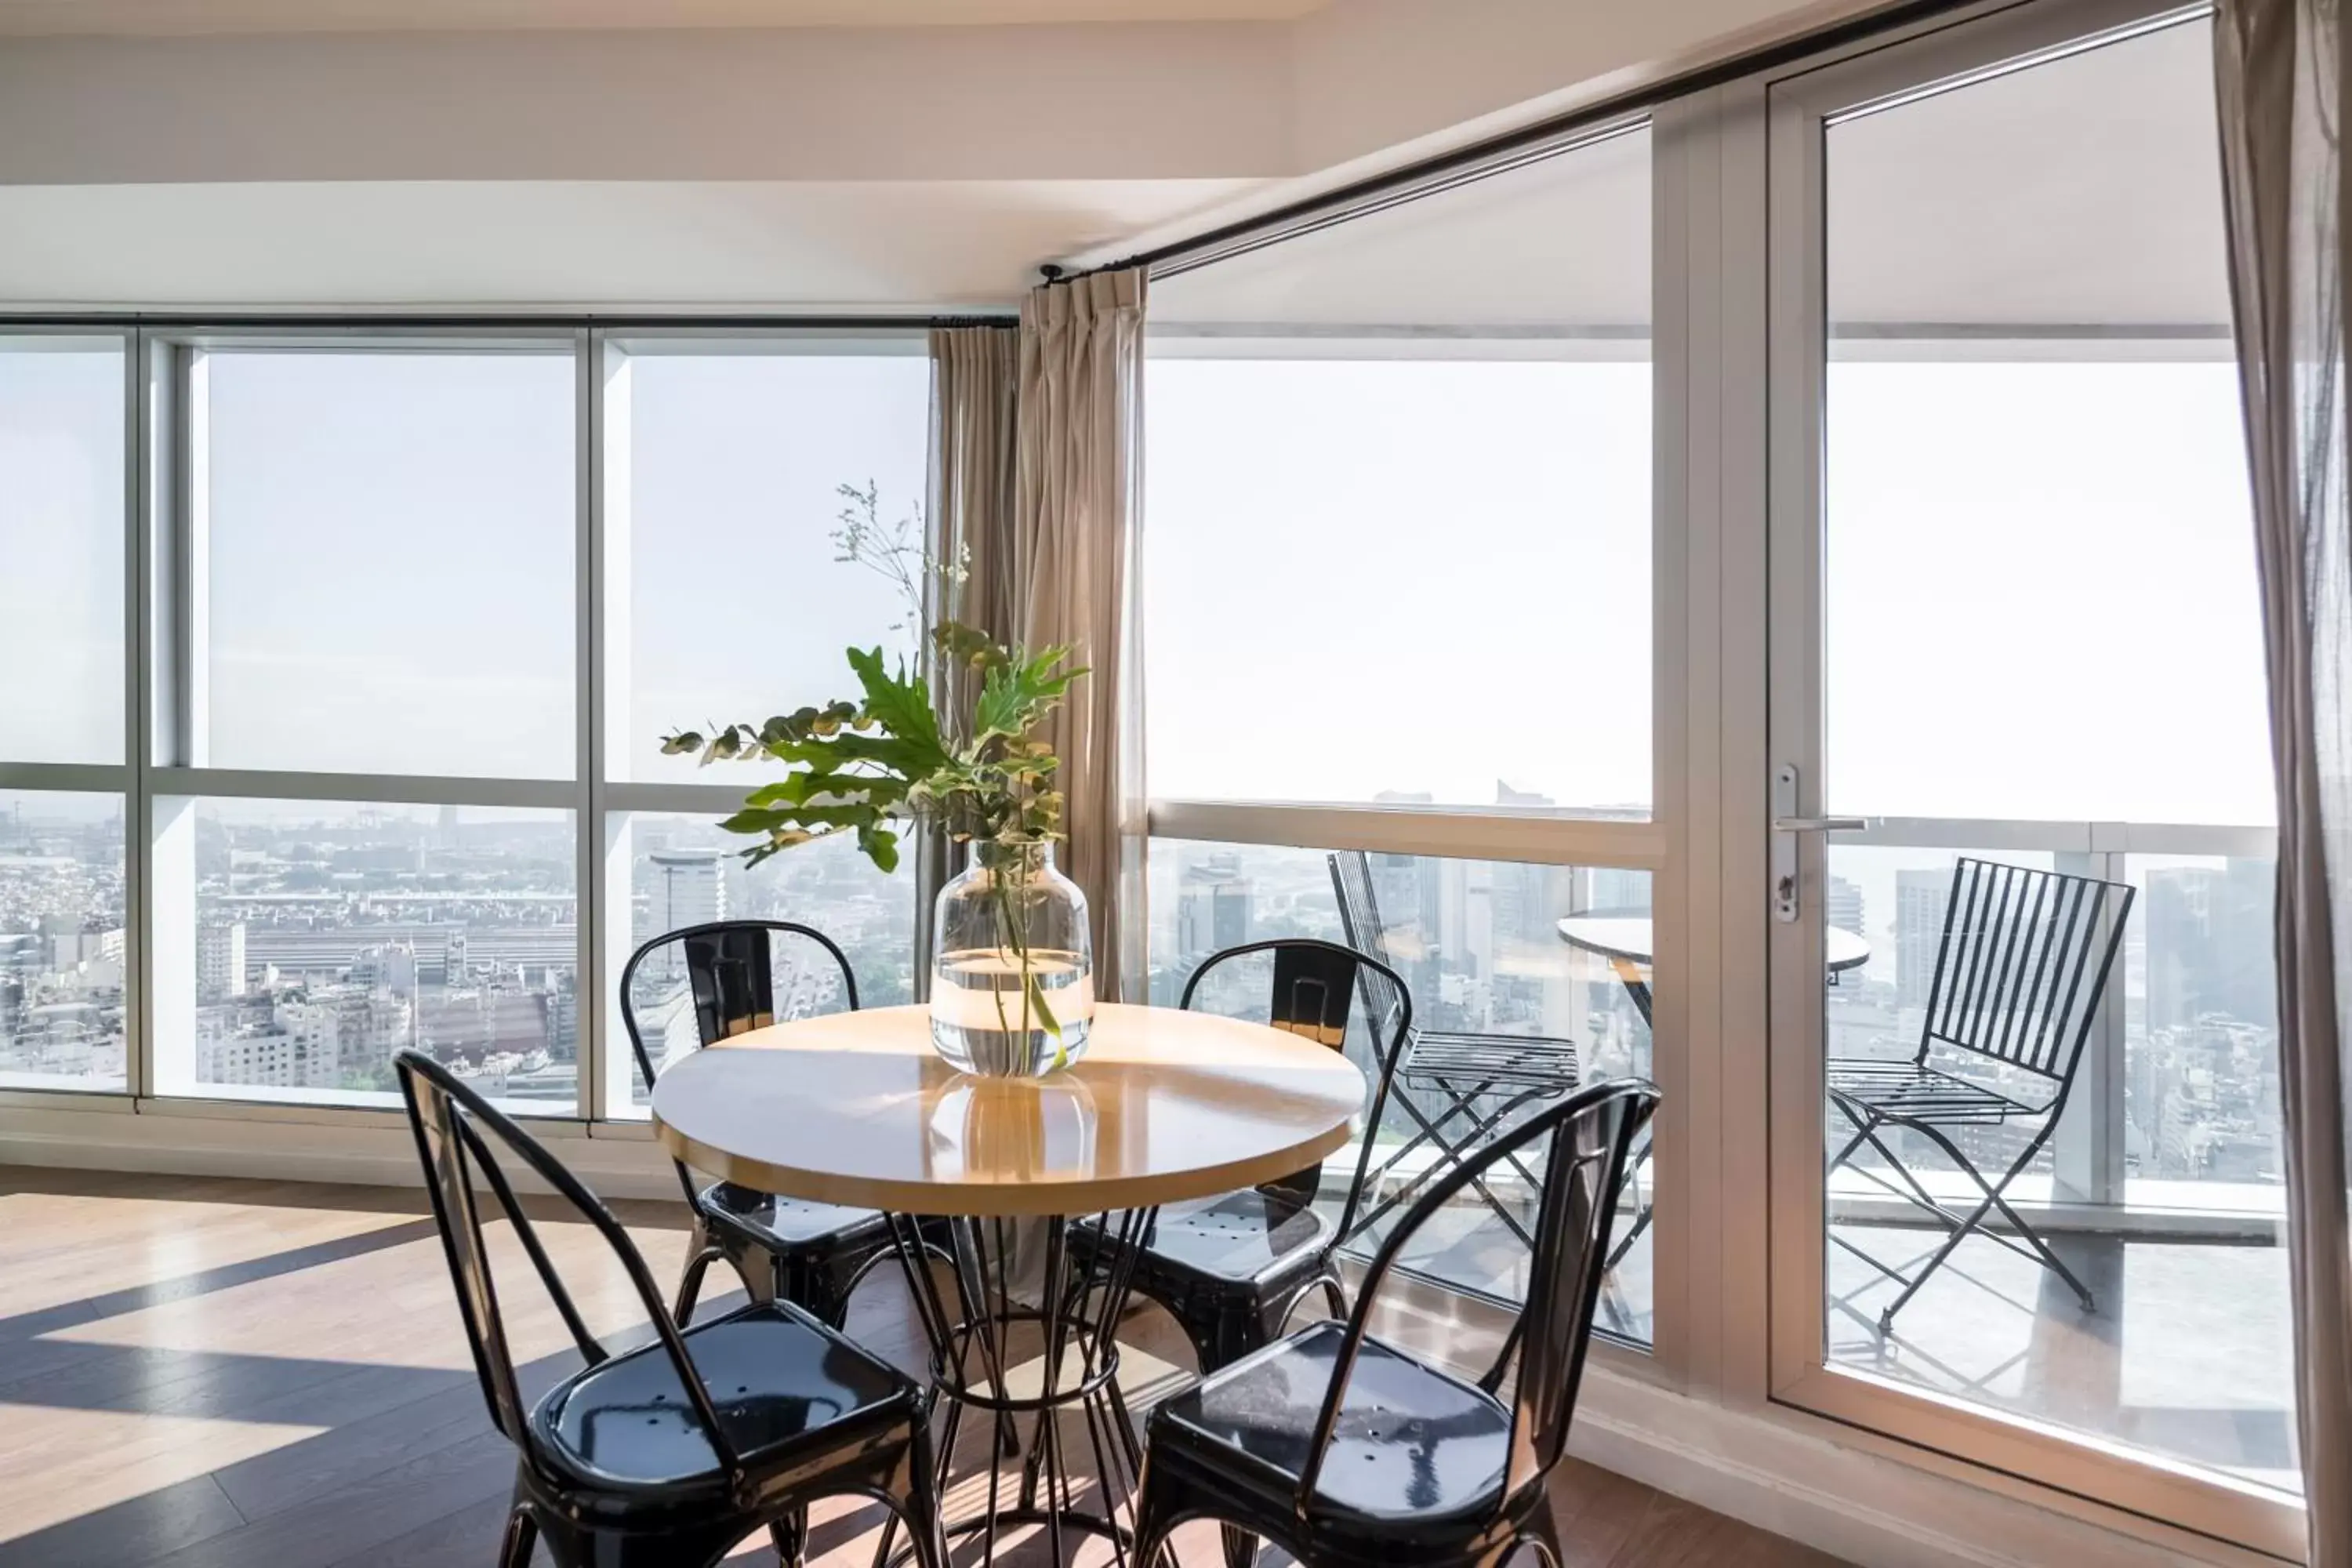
394, 1050, 746, 1490
619, 920, 858, 1206
1327, 851, 1413, 1046
1918, 858, 2133, 1084
1295, 1078, 1657, 1527
1178, 937, 1415, 1235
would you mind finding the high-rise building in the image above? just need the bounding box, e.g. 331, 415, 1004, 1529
1825, 875, 1865, 940
1177, 855, 1252, 957
196, 921, 247, 1000
2144, 859, 2275, 1032
649, 850, 726, 935
1896, 867, 1954, 1010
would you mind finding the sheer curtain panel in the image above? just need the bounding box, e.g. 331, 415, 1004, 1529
2215, 0, 2352, 1549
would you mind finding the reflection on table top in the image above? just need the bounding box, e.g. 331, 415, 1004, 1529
1557, 915, 1872, 973
648, 1002, 1367, 1218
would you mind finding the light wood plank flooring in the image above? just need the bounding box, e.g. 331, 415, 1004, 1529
0, 1167, 1842, 1568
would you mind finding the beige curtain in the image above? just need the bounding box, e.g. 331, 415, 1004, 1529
1013, 270, 1149, 1001
920, 325, 1019, 989
927, 326, 1020, 711
2214, 0, 2352, 1552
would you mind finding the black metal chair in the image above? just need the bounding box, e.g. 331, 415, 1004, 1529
1073, 938, 1414, 1371
619, 920, 899, 1329
1130, 1080, 1657, 1568
394, 1050, 946, 1568
1327, 851, 1583, 1259
1069, 938, 1416, 1568
1826, 858, 2132, 1330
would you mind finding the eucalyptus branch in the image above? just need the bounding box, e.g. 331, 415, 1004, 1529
660, 623, 1085, 873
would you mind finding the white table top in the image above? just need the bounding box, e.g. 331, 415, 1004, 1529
649, 1001, 1367, 1218
1558, 915, 1871, 973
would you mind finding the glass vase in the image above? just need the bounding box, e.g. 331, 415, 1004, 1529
929, 839, 1094, 1076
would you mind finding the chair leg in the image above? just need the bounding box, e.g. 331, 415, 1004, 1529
1514, 1496, 1564, 1568
1869, 1116, 2094, 1329
1128, 1457, 1180, 1568
769, 1510, 806, 1568
894, 1412, 949, 1568
673, 1248, 717, 1329
498, 1506, 538, 1568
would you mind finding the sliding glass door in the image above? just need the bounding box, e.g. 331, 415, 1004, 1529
1762, 0, 2299, 1549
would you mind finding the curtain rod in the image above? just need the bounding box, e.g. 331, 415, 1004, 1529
1055, 0, 1984, 285
0, 311, 1018, 330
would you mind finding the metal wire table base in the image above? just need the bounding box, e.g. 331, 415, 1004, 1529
874, 1208, 1157, 1568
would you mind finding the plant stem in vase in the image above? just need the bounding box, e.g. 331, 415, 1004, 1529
930, 839, 1094, 1076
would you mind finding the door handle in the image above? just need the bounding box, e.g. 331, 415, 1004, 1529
1771, 766, 1867, 923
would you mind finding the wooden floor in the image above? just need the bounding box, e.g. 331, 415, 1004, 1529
0, 1167, 1842, 1568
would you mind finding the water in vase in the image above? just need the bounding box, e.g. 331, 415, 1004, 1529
930, 948, 1094, 1076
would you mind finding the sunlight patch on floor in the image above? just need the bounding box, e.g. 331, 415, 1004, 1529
0, 1403, 326, 1542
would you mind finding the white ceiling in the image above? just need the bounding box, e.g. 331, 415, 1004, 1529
0, 0, 1324, 34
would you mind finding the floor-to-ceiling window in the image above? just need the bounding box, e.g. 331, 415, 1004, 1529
1142, 122, 1663, 1347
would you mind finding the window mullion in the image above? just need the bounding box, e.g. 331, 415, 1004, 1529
579, 327, 607, 1123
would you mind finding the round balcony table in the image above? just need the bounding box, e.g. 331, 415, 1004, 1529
649, 1000, 1367, 1568
1556, 915, 1870, 1025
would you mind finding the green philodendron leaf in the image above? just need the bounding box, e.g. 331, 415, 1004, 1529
845, 646, 946, 764
857, 822, 901, 874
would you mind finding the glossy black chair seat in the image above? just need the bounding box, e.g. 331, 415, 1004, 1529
1129, 1080, 1658, 1568
1131, 1190, 1334, 1285
533, 1302, 914, 1501
700, 1183, 894, 1253
1148, 1321, 1510, 1541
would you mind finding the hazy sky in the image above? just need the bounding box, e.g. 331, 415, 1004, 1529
0, 343, 123, 767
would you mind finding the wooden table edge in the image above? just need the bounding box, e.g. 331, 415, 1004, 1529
651, 1112, 1359, 1218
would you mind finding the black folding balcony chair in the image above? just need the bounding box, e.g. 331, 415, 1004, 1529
1826, 858, 2132, 1330
1130, 1080, 1657, 1568
1327, 851, 1582, 1258
394, 1051, 946, 1568
620, 920, 902, 1329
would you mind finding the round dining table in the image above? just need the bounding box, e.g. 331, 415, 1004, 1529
650, 1000, 1367, 1566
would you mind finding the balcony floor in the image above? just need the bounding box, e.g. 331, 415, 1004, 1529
1355, 1193, 2297, 1496
1828, 1220, 2299, 1492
